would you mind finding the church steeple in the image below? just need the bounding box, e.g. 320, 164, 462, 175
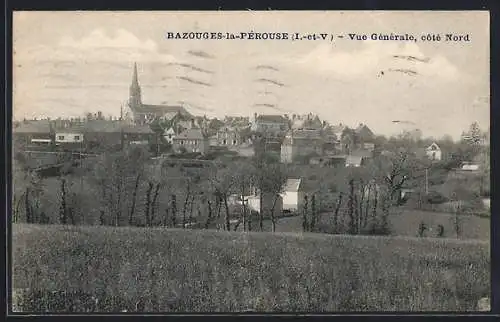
129, 62, 142, 110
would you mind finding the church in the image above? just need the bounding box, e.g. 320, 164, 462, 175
127, 63, 193, 124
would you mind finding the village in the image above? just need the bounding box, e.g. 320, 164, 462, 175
12, 63, 490, 235
10, 10, 493, 313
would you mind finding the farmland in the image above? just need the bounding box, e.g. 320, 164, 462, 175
252, 210, 489, 240
12, 224, 489, 312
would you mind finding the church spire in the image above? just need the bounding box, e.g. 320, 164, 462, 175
129, 62, 142, 110
132, 62, 139, 87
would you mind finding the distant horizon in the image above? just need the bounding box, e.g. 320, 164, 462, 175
13, 112, 488, 142
13, 11, 489, 141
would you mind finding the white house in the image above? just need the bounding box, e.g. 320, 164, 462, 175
426, 142, 442, 161
163, 127, 176, 144
345, 155, 364, 167
280, 178, 305, 211
55, 132, 84, 144
461, 162, 480, 171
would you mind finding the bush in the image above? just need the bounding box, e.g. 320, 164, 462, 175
12, 224, 489, 312
426, 191, 448, 204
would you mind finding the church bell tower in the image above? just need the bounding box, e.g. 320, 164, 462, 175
129, 62, 142, 110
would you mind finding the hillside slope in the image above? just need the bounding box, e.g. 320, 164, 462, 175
12, 224, 490, 312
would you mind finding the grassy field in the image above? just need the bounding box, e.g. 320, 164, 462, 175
12, 224, 490, 312
240, 210, 490, 240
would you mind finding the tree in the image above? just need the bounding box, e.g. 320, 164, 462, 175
208, 162, 236, 231
347, 179, 356, 234
333, 193, 343, 233
418, 221, 427, 237
310, 195, 317, 232
59, 177, 68, 225
467, 122, 482, 146
302, 195, 309, 232
232, 160, 255, 232
251, 152, 286, 231
90, 146, 150, 226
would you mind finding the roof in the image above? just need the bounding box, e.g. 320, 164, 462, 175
122, 125, 154, 134
163, 127, 176, 134
218, 125, 239, 132
426, 142, 441, 151
83, 120, 125, 133
330, 124, 347, 133
292, 117, 323, 130
291, 129, 323, 140
161, 111, 181, 121
13, 120, 52, 134
284, 178, 302, 192
174, 128, 207, 140
55, 122, 86, 134
354, 124, 375, 141
346, 155, 364, 166
350, 149, 373, 158
135, 104, 192, 118
256, 114, 288, 123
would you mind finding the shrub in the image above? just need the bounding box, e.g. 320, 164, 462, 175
426, 191, 448, 204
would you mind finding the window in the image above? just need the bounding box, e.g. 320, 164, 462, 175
181, 140, 184, 145
74, 136, 80, 141
223, 139, 227, 145
232, 140, 237, 145
58, 135, 64, 140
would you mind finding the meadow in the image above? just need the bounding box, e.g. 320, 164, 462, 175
234, 209, 489, 240
12, 223, 490, 312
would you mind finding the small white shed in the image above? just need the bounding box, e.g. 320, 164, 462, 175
280, 178, 304, 211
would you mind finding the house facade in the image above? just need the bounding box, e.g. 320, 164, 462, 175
291, 114, 323, 131
354, 123, 376, 151
245, 192, 284, 218
280, 130, 324, 164
280, 178, 306, 211
251, 113, 289, 136
216, 126, 241, 146
172, 128, 209, 154
163, 127, 176, 144
426, 142, 442, 161
13, 119, 54, 149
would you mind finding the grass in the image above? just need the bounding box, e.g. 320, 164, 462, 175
239, 209, 489, 241
12, 224, 490, 312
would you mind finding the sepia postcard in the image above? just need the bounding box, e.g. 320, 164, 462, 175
11, 11, 491, 313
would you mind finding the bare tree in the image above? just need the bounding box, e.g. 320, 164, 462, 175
145, 182, 154, 227
128, 173, 141, 225
208, 163, 236, 231
347, 179, 355, 235
150, 183, 161, 226
310, 195, 317, 232
59, 177, 68, 225
333, 192, 343, 233
302, 195, 309, 232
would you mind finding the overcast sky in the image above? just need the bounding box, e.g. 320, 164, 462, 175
13, 11, 489, 139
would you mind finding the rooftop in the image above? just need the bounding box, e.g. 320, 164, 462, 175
284, 178, 302, 192
13, 120, 52, 134
174, 128, 207, 140
256, 114, 288, 123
